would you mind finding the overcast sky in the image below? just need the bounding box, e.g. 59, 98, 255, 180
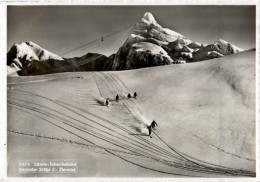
7, 6, 255, 58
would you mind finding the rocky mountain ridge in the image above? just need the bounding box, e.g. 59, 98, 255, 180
7, 12, 244, 76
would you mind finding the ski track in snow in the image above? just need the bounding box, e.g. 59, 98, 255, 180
7, 73, 255, 177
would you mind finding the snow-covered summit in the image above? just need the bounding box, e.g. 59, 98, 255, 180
7, 41, 63, 69
142, 12, 157, 24
132, 12, 186, 43
111, 12, 245, 69
214, 38, 244, 53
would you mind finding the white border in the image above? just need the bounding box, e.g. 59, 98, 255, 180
0, 1, 7, 182
0, 1, 259, 182
255, 1, 259, 181
0, 0, 259, 5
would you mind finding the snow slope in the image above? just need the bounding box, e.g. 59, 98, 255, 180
7, 49, 255, 177
118, 49, 255, 163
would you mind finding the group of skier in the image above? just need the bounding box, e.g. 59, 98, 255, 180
106, 92, 138, 107
127, 92, 137, 99
104, 92, 158, 138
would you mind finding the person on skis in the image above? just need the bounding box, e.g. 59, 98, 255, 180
133, 92, 137, 99
105, 98, 110, 107
127, 93, 131, 99
151, 120, 158, 130
116, 95, 119, 102
147, 125, 152, 138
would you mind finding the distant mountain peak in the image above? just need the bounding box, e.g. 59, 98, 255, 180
214, 38, 229, 45
7, 41, 64, 71
142, 12, 157, 24
214, 38, 244, 53
111, 13, 245, 70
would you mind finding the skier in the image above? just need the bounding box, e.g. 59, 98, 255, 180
116, 94, 119, 102
133, 92, 137, 99
127, 93, 131, 99
151, 120, 158, 130
105, 98, 110, 107
147, 125, 152, 138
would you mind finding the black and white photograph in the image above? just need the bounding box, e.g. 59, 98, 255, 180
3, 4, 257, 179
